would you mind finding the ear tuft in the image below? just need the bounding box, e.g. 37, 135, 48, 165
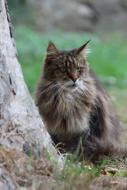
77, 40, 91, 58
47, 41, 59, 57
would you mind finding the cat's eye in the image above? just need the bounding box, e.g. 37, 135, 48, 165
77, 67, 84, 73
63, 76, 68, 80
67, 67, 71, 72
77, 67, 81, 71
56, 65, 66, 73
61, 68, 67, 73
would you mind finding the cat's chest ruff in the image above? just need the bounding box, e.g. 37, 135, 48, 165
43, 80, 93, 136
52, 89, 90, 135
55, 87, 88, 117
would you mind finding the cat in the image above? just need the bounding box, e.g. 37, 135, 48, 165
36, 41, 125, 162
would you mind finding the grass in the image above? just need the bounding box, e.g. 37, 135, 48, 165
1, 145, 127, 190
14, 26, 127, 94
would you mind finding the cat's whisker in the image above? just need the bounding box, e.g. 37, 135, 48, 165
39, 83, 59, 96
57, 82, 71, 95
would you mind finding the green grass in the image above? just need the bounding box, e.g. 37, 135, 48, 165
14, 26, 127, 94
52, 155, 127, 190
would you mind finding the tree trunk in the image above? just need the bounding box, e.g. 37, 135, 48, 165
0, 0, 62, 162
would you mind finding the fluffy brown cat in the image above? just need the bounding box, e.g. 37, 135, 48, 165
36, 41, 124, 162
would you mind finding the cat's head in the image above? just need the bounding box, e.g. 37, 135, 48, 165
43, 41, 90, 86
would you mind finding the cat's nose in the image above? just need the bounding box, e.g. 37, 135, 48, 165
72, 78, 78, 83
70, 74, 78, 83
71, 74, 78, 83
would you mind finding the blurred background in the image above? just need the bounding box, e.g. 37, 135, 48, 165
8, 0, 127, 105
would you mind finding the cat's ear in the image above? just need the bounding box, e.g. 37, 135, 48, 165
47, 41, 59, 57
76, 40, 91, 57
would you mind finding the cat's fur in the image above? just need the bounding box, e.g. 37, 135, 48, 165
36, 41, 124, 162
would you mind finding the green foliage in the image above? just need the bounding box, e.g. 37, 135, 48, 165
52, 156, 112, 190
115, 170, 127, 177
8, 0, 34, 27
14, 26, 127, 94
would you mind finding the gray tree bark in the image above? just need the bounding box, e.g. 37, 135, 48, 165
0, 0, 62, 167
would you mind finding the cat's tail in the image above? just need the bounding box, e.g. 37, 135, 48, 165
114, 144, 127, 158
81, 136, 127, 163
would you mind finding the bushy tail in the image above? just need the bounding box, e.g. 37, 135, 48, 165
80, 136, 127, 163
